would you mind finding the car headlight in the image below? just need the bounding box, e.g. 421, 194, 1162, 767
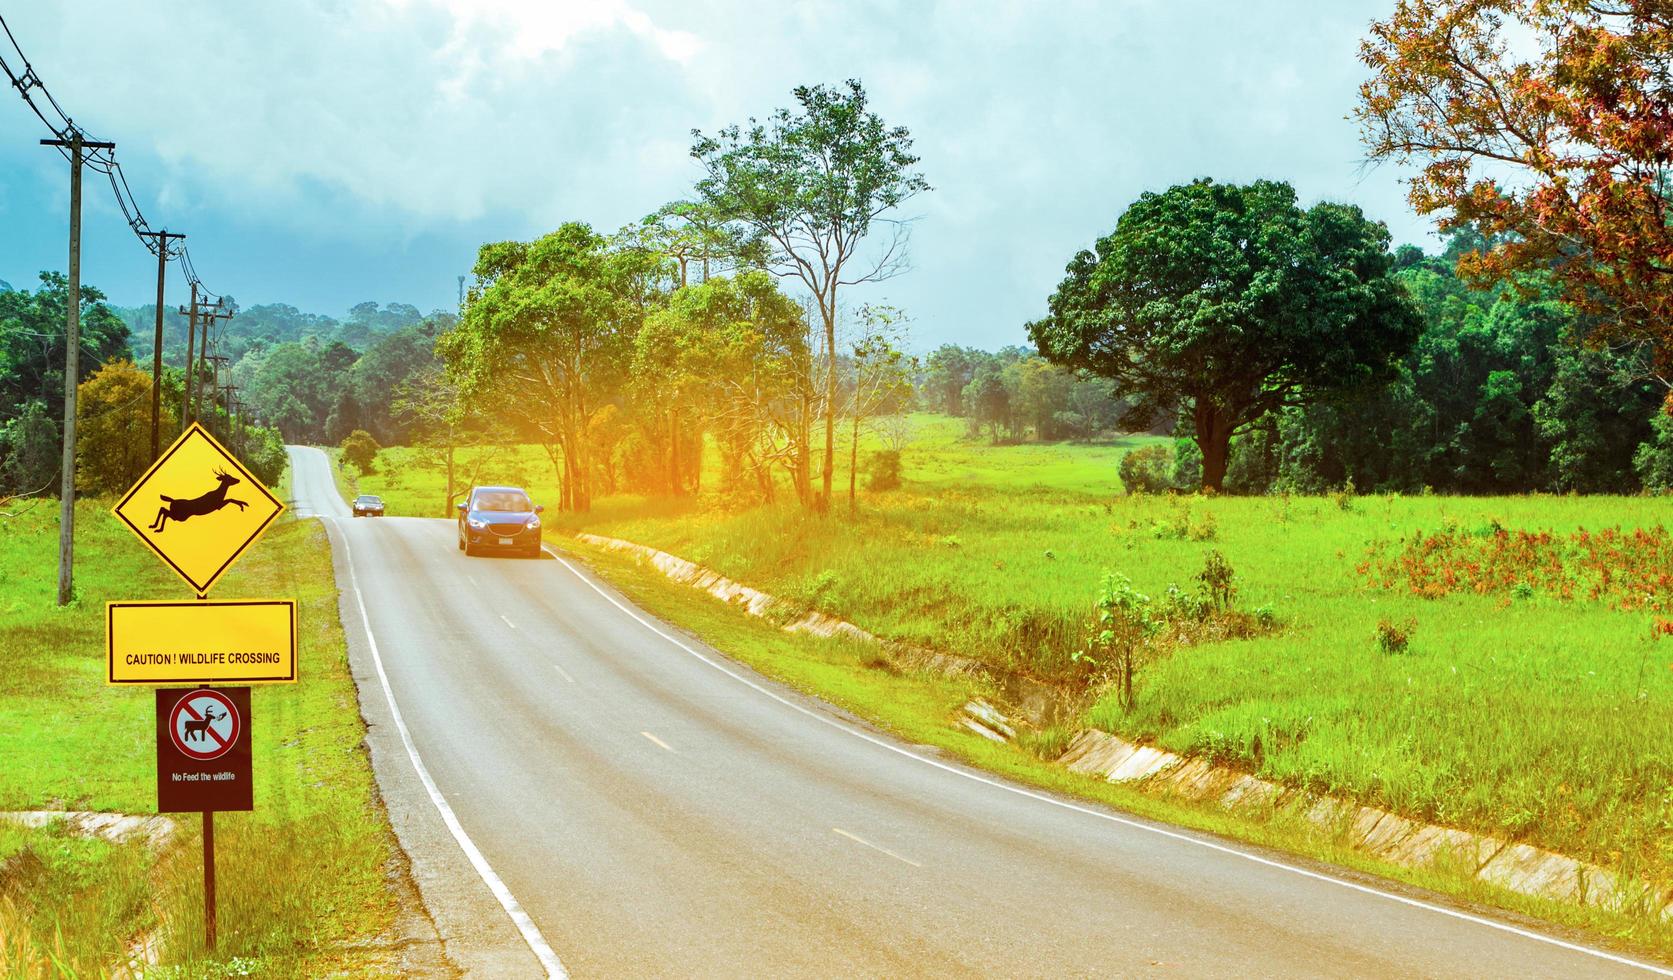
527, 517, 540, 530
467, 517, 487, 530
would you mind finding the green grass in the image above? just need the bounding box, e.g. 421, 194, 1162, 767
0, 488, 411, 976
343, 415, 1673, 939
340, 414, 1168, 517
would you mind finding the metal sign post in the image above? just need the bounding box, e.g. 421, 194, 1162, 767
109, 424, 293, 959
156, 685, 252, 952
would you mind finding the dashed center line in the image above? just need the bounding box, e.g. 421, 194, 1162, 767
500, 614, 517, 629
551, 663, 575, 684
640, 731, 674, 752
833, 827, 922, 868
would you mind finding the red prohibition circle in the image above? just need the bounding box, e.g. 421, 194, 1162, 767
167, 690, 241, 761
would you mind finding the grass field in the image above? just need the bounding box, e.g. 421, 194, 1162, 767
0, 483, 410, 976
346, 415, 1673, 901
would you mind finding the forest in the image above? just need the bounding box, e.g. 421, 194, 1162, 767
6, 219, 1673, 502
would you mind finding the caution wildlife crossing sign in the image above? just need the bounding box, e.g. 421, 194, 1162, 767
107, 599, 297, 685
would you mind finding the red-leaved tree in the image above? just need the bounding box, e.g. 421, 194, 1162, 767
1358, 1, 1673, 392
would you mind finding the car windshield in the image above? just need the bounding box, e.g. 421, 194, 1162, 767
474, 491, 531, 512
357, 496, 380, 504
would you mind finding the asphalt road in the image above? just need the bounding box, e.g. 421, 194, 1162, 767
287, 446, 1669, 978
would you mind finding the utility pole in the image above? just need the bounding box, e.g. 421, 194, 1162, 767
219, 383, 237, 444
206, 355, 229, 433
457, 275, 465, 308
137, 229, 184, 460
180, 284, 199, 429
42, 134, 115, 607
197, 306, 233, 425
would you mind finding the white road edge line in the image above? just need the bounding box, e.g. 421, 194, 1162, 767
544, 544, 1672, 977
640, 731, 674, 752
339, 522, 568, 979
833, 827, 922, 868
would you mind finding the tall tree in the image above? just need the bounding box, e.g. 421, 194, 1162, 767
76, 360, 167, 494
631, 271, 810, 499
923, 345, 977, 416
1029, 179, 1422, 491
0, 272, 130, 419
441, 223, 642, 512
1357, 0, 1673, 387
692, 78, 929, 511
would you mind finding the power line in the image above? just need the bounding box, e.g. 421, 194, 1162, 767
1, 12, 225, 299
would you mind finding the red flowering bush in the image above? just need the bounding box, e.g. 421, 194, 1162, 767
1360, 524, 1673, 611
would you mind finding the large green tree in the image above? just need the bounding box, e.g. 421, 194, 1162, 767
442, 223, 650, 512
692, 78, 929, 511
1028, 178, 1423, 491
630, 271, 810, 500
0, 272, 130, 419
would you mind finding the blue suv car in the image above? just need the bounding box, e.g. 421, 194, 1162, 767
456, 485, 544, 558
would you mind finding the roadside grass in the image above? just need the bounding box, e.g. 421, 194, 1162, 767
0, 485, 410, 976
561, 536, 1673, 957
340, 418, 1673, 921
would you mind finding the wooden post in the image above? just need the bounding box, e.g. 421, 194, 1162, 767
42, 134, 113, 606
56, 137, 81, 606
139, 230, 184, 459
183, 284, 199, 429
202, 809, 217, 951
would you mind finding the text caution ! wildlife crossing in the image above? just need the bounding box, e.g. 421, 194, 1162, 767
108, 600, 297, 684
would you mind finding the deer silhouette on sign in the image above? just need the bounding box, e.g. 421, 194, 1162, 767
182, 707, 224, 743
149, 468, 248, 532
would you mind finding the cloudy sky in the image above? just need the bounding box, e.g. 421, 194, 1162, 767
0, 0, 1426, 351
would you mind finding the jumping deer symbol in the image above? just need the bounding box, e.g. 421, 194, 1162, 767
183, 707, 223, 743
150, 468, 247, 532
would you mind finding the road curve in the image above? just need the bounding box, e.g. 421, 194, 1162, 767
287, 446, 1668, 978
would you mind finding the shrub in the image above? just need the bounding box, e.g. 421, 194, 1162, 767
1171, 438, 1203, 490
1374, 617, 1416, 654
340, 429, 380, 473
240, 426, 290, 487
0, 400, 60, 495
1075, 572, 1160, 710
1635, 410, 1673, 491
1118, 444, 1173, 494
865, 449, 903, 491
1195, 549, 1237, 611
1224, 427, 1279, 495
1329, 477, 1357, 511
1150, 500, 1216, 541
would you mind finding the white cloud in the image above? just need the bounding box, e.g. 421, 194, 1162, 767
1, 1, 1430, 346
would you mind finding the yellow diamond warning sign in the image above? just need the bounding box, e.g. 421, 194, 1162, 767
113, 423, 284, 596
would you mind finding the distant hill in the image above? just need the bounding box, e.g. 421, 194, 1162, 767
115, 299, 446, 365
